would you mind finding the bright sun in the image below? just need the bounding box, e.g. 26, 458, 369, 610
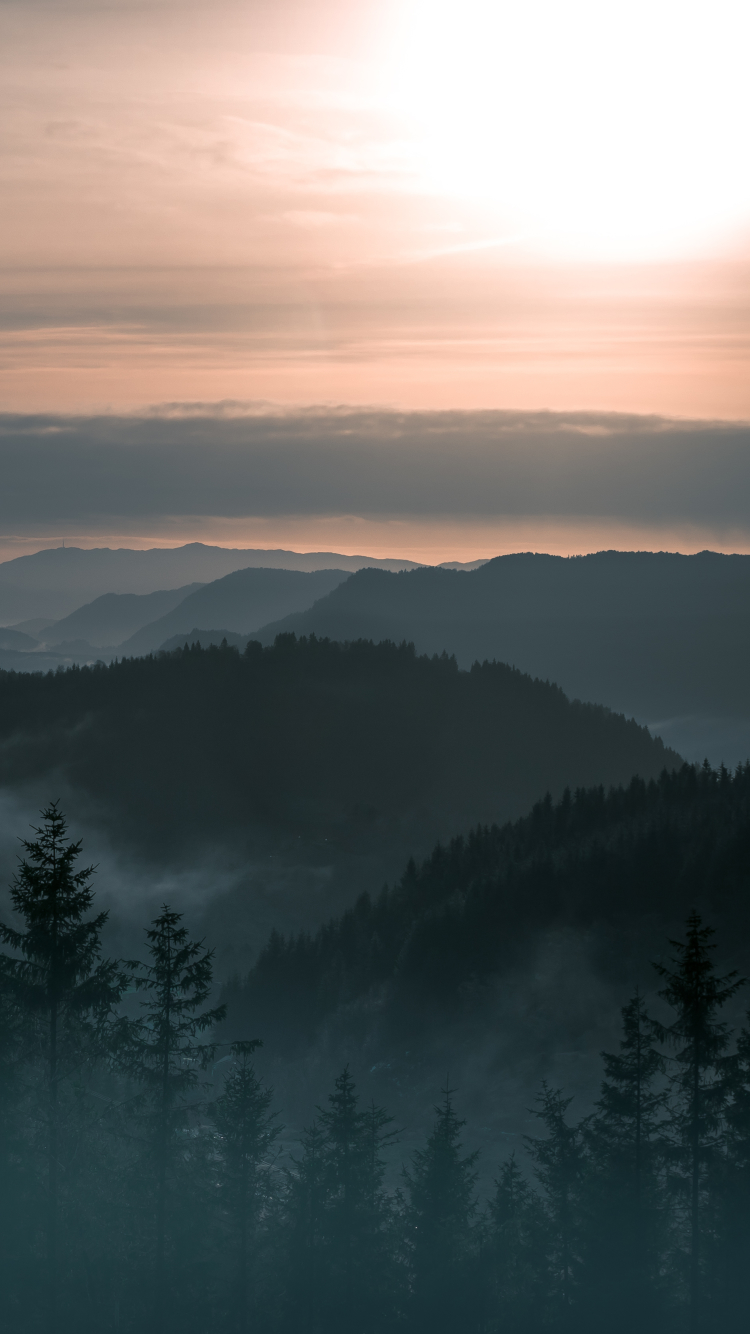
386, 0, 750, 260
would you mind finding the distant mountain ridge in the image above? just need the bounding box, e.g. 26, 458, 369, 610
0, 542, 422, 624
251, 551, 750, 764
118, 567, 351, 656
43, 584, 204, 647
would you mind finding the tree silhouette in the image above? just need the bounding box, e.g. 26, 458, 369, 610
485, 1154, 549, 1332
0, 803, 127, 1332
653, 911, 744, 1333
317, 1068, 398, 1333
284, 1119, 329, 1334
403, 1083, 478, 1334
129, 905, 225, 1334
582, 992, 668, 1332
525, 1084, 584, 1328
210, 1040, 281, 1334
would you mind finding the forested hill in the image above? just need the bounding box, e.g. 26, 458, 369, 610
253, 551, 750, 739
0, 636, 677, 868
224, 762, 750, 1057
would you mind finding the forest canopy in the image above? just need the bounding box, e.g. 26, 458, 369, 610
0, 635, 678, 865
1, 804, 750, 1334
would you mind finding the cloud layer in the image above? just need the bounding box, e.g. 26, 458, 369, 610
2, 407, 750, 535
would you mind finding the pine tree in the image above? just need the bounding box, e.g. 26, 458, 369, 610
653, 911, 744, 1333
283, 1068, 398, 1334
0, 976, 28, 1329
402, 1083, 479, 1334
361, 1095, 401, 1327
317, 1069, 398, 1333
129, 905, 226, 1334
580, 992, 668, 1332
284, 1119, 329, 1334
484, 1154, 549, 1333
720, 1013, 750, 1328
318, 1066, 367, 1330
525, 1083, 584, 1329
0, 803, 127, 1332
210, 1040, 282, 1334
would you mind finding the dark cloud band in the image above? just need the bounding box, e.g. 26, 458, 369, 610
1, 407, 749, 524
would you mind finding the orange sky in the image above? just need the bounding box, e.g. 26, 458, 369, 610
1, 0, 750, 565
2, 0, 749, 420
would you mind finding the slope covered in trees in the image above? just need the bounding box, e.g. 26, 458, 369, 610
117, 566, 351, 655
2, 806, 750, 1333
224, 762, 750, 1064
253, 551, 750, 751
0, 636, 678, 875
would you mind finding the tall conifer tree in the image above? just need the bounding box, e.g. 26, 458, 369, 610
129, 905, 225, 1334
403, 1084, 478, 1334
0, 804, 127, 1332
284, 1067, 397, 1334
210, 1040, 281, 1334
318, 1070, 398, 1333
485, 1154, 549, 1333
720, 1013, 750, 1326
653, 912, 744, 1333
525, 1084, 584, 1328
581, 992, 668, 1332
284, 1119, 329, 1334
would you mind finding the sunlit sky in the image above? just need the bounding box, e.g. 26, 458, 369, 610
2, 0, 749, 415
1, 0, 749, 560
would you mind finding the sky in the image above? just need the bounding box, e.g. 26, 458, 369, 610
2, 0, 750, 560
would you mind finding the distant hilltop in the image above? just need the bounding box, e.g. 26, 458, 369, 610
0, 542, 430, 624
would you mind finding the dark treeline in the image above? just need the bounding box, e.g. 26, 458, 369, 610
3, 806, 750, 1333
0, 635, 677, 858
225, 761, 750, 1052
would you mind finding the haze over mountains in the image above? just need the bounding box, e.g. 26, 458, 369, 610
44, 584, 204, 648
223, 760, 750, 1165
254, 550, 750, 765
0, 542, 422, 625
2, 545, 750, 765
0, 635, 678, 961
117, 567, 350, 656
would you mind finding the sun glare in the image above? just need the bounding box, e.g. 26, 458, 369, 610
386, 0, 750, 259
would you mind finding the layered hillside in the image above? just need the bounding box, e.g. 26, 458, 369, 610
0, 541, 420, 624
225, 762, 750, 1066
254, 551, 750, 762
0, 635, 678, 871
118, 566, 350, 655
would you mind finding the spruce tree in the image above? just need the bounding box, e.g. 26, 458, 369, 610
317, 1070, 398, 1333
284, 1067, 398, 1334
653, 911, 744, 1333
318, 1066, 367, 1330
129, 905, 226, 1334
720, 1013, 750, 1327
0, 976, 28, 1329
210, 1040, 281, 1334
0, 803, 127, 1332
485, 1154, 549, 1333
525, 1083, 584, 1329
581, 992, 668, 1332
284, 1119, 329, 1334
361, 1095, 401, 1327
402, 1084, 479, 1334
